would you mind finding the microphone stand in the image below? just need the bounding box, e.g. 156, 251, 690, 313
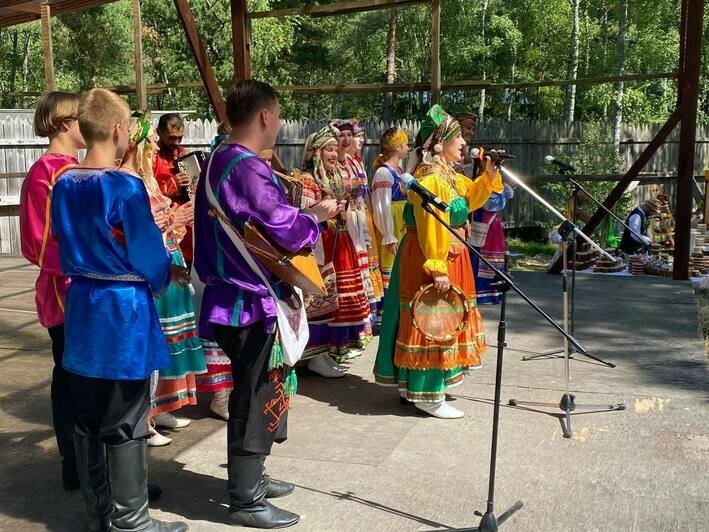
498, 166, 615, 368
418, 199, 589, 531
501, 169, 625, 439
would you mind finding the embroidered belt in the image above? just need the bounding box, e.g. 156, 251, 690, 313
83, 272, 146, 282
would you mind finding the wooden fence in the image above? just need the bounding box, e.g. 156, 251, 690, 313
1, 112, 707, 254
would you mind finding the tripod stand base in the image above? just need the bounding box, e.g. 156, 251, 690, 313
508, 395, 626, 438
438, 500, 524, 532
519, 348, 616, 368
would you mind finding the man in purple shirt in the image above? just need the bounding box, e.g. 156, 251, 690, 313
194, 80, 340, 529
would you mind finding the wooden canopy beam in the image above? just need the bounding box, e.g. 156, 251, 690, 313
231, 0, 251, 82
2, 2, 42, 15
23, 70, 669, 99
40, 2, 56, 92
430, 0, 440, 104
248, 0, 429, 19
173, 0, 226, 123
132, 0, 147, 110
673, 0, 704, 280
0, 0, 118, 28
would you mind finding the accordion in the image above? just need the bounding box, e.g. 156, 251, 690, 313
275, 169, 307, 208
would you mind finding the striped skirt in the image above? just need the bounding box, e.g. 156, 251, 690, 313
195, 340, 233, 393
304, 225, 371, 361
471, 210, 507, 305
151, 244, 207, 416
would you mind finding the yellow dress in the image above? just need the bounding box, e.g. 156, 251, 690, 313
376, 160, 502, 401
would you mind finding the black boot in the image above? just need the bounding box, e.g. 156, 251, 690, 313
228, 454, 299, 529
74, 434, 112, 532
262, 463, 294, 499
107, 439, 188, 532
264, 477, 295, 499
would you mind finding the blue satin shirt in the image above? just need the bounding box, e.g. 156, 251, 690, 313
51, 167, 172, 380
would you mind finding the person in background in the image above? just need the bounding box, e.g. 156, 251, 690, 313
122, 114, 207, 447
51, 88, 188, 532
19, 91, 84, 491
351, 121, 385, 325
299, 126, 371, 377
619, 198, 662, 255
455, 114, 478, 178
194, 120, 235, 421
154, 113, 194, 268
469, 180, 515, 305
370, 127, 409, 298
335, 120, 375, 347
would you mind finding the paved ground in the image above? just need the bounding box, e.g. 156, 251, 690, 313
0, 256, 707, 532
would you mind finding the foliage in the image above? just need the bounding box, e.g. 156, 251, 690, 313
0, 0, 706, 123
541, 122, 633, 241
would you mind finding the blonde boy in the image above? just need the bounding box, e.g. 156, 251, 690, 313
50, 89, 187, 532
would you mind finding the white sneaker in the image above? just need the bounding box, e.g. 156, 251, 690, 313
210, 389, 230, 421
153, 412, 191, 429
147, 426, 172, 447
308, 355, 347, 378
415, 401, 465, 419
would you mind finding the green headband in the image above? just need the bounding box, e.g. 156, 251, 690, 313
130, 112, 152, 145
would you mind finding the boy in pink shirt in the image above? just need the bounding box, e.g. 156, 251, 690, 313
19, 91, 83, 490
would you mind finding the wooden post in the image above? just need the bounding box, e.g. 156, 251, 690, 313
173, 0, 227, 123
703, 169, 709, 224
231, 0, 251, 82
673, 0, 704, 280
39, 2, 55, 92
430, 0, 441, 104
132, 0, 147, 111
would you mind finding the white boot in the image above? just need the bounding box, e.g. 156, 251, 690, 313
153, 412, 191, 429
415, 401, 465, 419
210, 388, 231, 421
308, 355, 347, 378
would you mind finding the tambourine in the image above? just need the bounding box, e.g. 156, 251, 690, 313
410, 284, 470, 342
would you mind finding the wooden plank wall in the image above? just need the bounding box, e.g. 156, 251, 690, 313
1, 114, 707, 254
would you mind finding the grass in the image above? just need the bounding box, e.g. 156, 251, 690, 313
507, 237, 556, 257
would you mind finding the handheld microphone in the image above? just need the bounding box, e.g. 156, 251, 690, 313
470, 148, 515, 165
400, 173, 450, 212
545, 155, 576, 173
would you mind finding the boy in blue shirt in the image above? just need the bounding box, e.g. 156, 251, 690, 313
51, 88, 188, 532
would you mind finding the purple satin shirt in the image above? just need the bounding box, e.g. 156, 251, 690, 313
194, 143, 320, 339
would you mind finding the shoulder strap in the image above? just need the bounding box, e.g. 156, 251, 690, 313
382, 163, 400, 184
205, 151, 282, 303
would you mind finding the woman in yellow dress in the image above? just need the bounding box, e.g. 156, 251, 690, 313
374, 105, 502, 419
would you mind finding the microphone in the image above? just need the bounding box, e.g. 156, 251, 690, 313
470, 148, 515, 165
400, 173, 450, 212
545, 155, 576, 173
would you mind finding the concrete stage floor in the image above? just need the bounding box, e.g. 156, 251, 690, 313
0, 256, 707, 531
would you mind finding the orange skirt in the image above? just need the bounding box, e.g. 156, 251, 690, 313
151, 373, 198, 417
394, 226, 486, 371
